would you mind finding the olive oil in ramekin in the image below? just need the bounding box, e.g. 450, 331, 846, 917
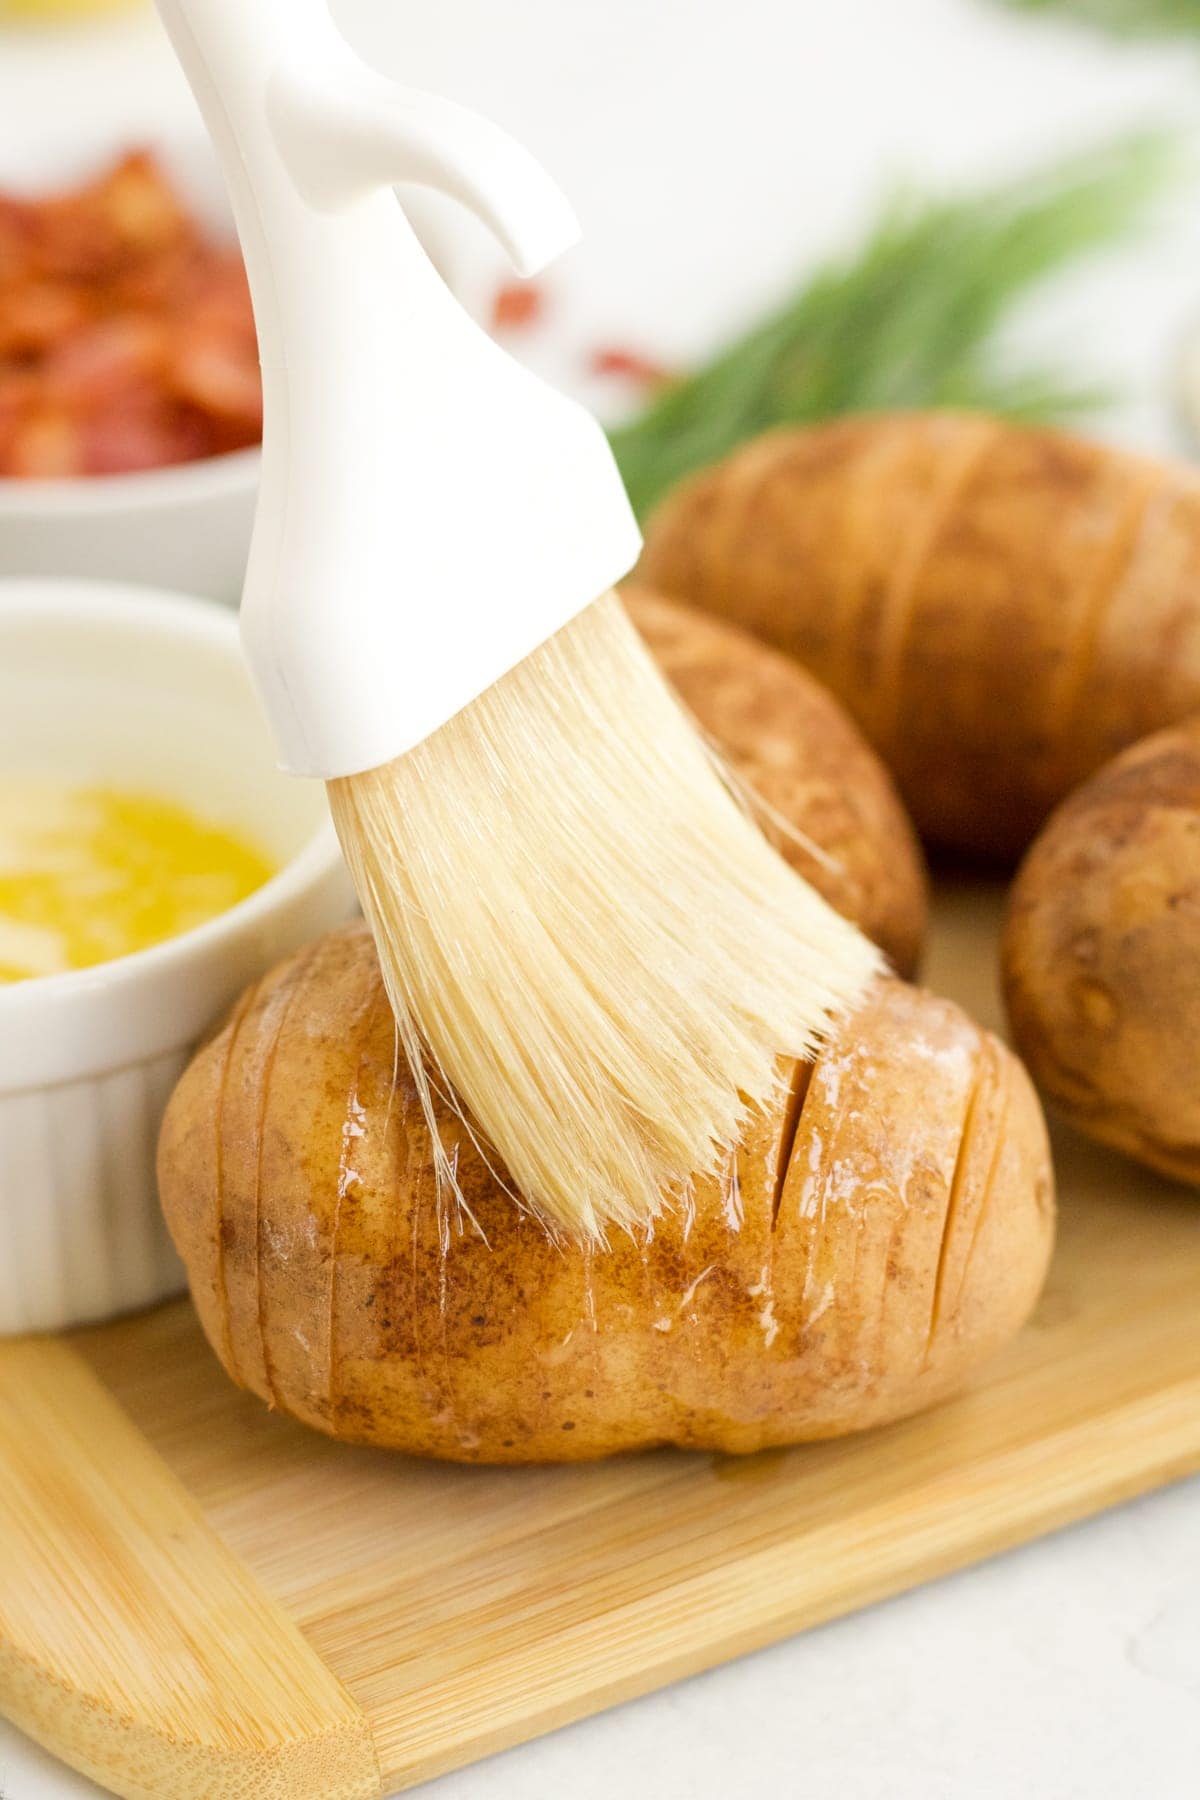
0, 782, 274, 981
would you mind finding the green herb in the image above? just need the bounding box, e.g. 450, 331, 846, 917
609, 133, 1173, 519
1000, 0, 1200, 36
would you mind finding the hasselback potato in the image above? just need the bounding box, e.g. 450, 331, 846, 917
638, 413, 1200, 860
158, 927, 1053, 1461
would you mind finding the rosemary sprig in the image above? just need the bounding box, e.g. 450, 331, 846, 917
1000, 0, 1200, 35
609, 133, 1173, 518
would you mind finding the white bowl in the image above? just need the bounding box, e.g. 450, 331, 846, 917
0, 131, 260, 600
0, 448, 260, 599
0, 578, 356, 1334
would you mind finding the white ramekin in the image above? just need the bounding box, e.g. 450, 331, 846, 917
0, 446, 261, 602
0, 578, 356, 1333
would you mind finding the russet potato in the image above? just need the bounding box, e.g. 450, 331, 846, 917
637, 414, 1200, 860
158, 928, 1054, 1461
627, 588, 927, 974
1003, 716, 1200, 1184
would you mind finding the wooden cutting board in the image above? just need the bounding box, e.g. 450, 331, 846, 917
2, 878, 1199, 1800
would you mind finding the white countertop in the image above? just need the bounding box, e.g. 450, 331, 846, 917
1, 2, 1198, 1795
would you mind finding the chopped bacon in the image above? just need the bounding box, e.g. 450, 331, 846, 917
170, 326, 263, 428
0, 148, 262, 477
0, 281, 89, 358
490, 279, 545, 332
91, 148, 191, 258
42, 315, 168, 406
5, 410, 85, 480
588, 344, 676, 390
81, 402, 190, 477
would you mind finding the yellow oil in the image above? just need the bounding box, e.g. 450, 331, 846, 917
0, 2, 142, 20
0, 782, 274, 982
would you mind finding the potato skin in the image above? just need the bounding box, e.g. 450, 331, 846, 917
158, 925, 1054, 1461
637, 413, 1200, 861
627, 587, 927, 974
1003, 718, 1200, 1184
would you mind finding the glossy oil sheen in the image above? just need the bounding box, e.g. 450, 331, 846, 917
0, 781, 274, 981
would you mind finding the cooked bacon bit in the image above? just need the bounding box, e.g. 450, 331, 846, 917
588, 345, 676, 389
490, 279, 544, 332
6, 410, 85, 479
43, 316, 168, 406
82, 402, 202, 477
0, 148, 262, 478
170, 328, 263, 427
0, 199, 33, 285
0, 282, 89, 358
93, 149, 191, 257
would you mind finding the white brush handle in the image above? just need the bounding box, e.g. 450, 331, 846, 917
157, 0, 641, 778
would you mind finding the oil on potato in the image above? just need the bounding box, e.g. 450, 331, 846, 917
1003, 717, 1200, 1185
158, 927, 1054, 1461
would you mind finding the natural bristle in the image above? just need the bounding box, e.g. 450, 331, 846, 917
328, 592, 883, 1241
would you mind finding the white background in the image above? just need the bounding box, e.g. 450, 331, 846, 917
1, 1, 1199, 1795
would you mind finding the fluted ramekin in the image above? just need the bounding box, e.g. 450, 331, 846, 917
0, 578, 356, 1332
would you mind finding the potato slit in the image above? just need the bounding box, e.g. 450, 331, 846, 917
832, 428, 906, 706
328, 983, 391, 1429
253, 944, 322, 1411
717, 436, 800, 611
926, 1046, 992, 1360
213, 978, 262, 1388
682, 472, 726, 608
327, 1048, 366, 1427
407, 1095, 433, 1406
875, 1213, 907, 1370
873, 418, 999, 740
771, 1056, 815, 1229
1053, 466, 1162, 743
953, 1055, 1011, 1324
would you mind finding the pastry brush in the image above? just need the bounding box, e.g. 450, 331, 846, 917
156, 0, 883, 1241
